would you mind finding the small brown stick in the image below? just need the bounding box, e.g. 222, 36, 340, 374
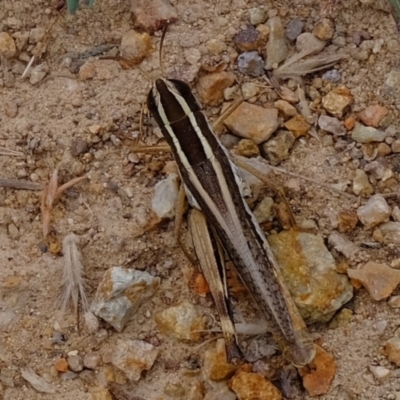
0, 179, 43, 190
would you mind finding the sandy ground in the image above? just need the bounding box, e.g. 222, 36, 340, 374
1, 0, 400, 399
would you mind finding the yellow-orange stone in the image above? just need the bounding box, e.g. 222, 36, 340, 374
299, 345, 336, 397
204, 339, 237, 381
54, 358, 69, 372
284, 115, 311, 138
230, 371, 282, 400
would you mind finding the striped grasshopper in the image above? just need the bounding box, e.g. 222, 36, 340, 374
146, 77, 316, 367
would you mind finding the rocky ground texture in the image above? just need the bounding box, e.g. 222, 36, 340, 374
2, 0, 400, 399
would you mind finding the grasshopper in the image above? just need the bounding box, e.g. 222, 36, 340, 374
146, 77, 316, 367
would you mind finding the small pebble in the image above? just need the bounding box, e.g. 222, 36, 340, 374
322, 86, 353, 118
328, 231, 360, 261
393, 206, 400, 223
7, 223, 19, 239
67, 355, 83, 372
241, 82, 259, 99
358, 105, 388, 128
206, 38, 226, 55
84, 352, 101, 369
151, 173, 180, 219
357, 194, 391, 229
329, 308, 353, 329
0, 32, 16, 59
233, 26, 262, 51
224, 102, 279, 144
347, 262, 400, 301
131, 0, 177, 32
299, 345, 336, 397
184, 48, 201, 65
364, 161, 385, 180
204, 339, 237, 381
91, 267, 160, 332
154, 300, 204, 341
120, 30, 151, 64
30, 63, 49, 85
249, 7, 266, 25
375, 222, 400, 244
164, 382, 185, 397
285, 19, 304, 41
384, 337, 400, 366
237, 51, 264, 77
322, 69, 341, 83
236, 139, 260, 158
313, 18, 334, 41
388, 296, 400, 308
284, 115, 311, 138
337, 211, 358, 233
70, 138, 89, 157
262, 129, 295, 165
392, 140, 400, 153
318, 115, 346, 136
4, 101, 18, 118
352, 169, 374, 197
296, 32, 325, 54
369, 366, 390, 380
253, 197, 275, 223
197, 72, 236, 106
230, 370, 282, 400
111, 339, 159, 381
274, 100, 297, 117
54, 358, 69, 372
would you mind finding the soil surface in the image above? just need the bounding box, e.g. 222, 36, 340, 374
1, 0, 400, 399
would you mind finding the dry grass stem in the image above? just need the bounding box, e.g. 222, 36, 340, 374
60, 233, 89, 313
0, 179, 43, 190
41, 169, 87, 238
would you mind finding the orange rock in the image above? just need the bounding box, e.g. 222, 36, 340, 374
347, 262, 400, 301
299, 345, 336, 397
230, 370, 282, 400
284, 115, 311, 138
384, 337, 400, 366
358, 105, 388, 128
189, 271, 210, 297
343, 115, 356, 130
322, 86, 353, 118
204, 339, 237, 381
337, 211, 358, 233
196, 72, 235, 106
54, 358, 69, 372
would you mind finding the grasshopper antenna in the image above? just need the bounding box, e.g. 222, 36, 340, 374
159, 22, 170, 77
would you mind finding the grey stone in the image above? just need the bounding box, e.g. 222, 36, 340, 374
237, 51, 264, 76
285, 19, 304, 41
151, 173, 180, 219
352, 122, 386, 143
265, 17, 288, 69
91, 267, 160, 331
357, 194, 391, 229
111, 339, 159, 381
262, 129, 295, 165
318, 114, 346, 136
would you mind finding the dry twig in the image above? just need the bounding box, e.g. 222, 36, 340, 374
60, 233, 89, 313
41, 169, 86, 238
